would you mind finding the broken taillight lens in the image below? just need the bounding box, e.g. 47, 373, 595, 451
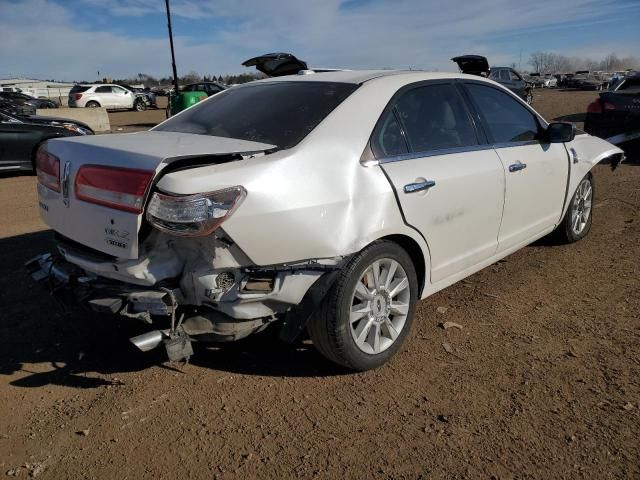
146, 187, 246, 236
35, 146, 61, 192
75, 165, 154, 213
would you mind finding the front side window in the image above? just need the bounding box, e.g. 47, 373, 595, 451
465, 83, 539, 143
155, 81, 358, 149
509, 71, 522, 81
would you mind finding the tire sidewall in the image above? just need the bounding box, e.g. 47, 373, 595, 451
332, 242, 418, 370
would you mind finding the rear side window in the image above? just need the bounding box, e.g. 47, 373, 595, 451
95, 86, 112, 93
70, 85, 91, 93
617, 78, 640, 92
155, 81, 358, 149
397, 84, 477, 153
371, 111, 408, 158
465, 83, 539, 143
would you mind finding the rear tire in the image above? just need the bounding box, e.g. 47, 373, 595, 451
555, 173, 594, 243
307, 240, 418, 371
85, 101, 100, 108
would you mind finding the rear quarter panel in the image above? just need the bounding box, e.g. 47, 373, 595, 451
156, 77, 432, 272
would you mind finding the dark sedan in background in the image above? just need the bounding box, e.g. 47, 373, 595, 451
585, 73, 640, 146
0, 91, 58, 109
451, 55, 533, 104
0, 109, 93, 173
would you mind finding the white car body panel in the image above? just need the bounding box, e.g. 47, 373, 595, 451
493, 142, 568, 252
381, 149, 505, 283
39, 132, 275, 258
38, 70, 623, 309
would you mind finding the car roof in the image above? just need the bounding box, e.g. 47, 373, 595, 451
254, 70, 486, 85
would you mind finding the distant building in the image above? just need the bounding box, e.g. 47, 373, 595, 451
0, 78, 75, 104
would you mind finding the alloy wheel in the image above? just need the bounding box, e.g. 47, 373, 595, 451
349, 258, 411, 355
571, 177, 593, 236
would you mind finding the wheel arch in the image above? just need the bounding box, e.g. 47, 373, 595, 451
380, 233, 428, 296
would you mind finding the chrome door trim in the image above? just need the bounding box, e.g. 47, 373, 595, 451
378, 144, 494, 165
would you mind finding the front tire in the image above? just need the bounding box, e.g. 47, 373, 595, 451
133, 100, 146, 112
555, 173, 594, 243
307, 241, 418, 371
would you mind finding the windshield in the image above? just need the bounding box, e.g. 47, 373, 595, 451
154, 81, 359, 149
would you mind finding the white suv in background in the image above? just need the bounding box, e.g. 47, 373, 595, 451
68, 84, 144, 111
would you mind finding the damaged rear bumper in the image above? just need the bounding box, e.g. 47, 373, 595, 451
25, 250, 343, 359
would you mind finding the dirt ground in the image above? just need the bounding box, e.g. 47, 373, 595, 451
0, 89, 638, 479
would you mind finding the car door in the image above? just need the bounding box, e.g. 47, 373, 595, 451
462, 82, 569, 252
377, 82, 506, 283
93, 86, 114, 108
111, 86, 133, 108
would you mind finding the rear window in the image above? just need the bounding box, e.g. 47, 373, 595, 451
155, 81, 358, 149
70, 85, 91, 94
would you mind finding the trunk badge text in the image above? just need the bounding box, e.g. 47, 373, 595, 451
62, 161, 71, 207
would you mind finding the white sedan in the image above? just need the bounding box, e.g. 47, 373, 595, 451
30, 70, 624, 370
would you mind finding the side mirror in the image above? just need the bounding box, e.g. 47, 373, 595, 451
546, 122, 576, 143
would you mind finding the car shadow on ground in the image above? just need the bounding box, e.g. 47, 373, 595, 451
0, 231, 347, 390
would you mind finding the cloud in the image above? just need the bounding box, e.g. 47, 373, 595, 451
0, 0, 638, 80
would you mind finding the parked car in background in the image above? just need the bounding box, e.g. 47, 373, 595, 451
525, 73, 544, 88
542, 75, 558, 88
0, 108, 93, 173
0, 91, 58, 109
181, 82, 226, 97
28, 70, 622, 370
243, 52, 345, 77
116, 84, 157, 109
585, 73, 640, 145
567, 71, 604, 90
0, 97, 36, 117
452, 55, 533, 104
68, 84, 146, 111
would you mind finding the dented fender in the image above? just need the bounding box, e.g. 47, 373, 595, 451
562, 134, 624, 218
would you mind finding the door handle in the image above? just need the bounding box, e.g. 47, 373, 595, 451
508, 162, 527, 172
404, 179, 436, 194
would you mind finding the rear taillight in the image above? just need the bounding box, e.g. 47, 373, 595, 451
75, 165, 154, 213
74, 93, 83, 100
146, 187, 246, 236
587, 99, 616, 114
586, 100, 602, 113
35, 146, 61, 192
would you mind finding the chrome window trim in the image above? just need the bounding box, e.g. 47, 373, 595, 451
378, 144, 495, 164
375, 140, 542, 165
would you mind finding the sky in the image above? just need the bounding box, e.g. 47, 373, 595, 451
1, 0, 639, 81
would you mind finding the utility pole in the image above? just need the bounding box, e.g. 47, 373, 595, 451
165, 0, 180, 94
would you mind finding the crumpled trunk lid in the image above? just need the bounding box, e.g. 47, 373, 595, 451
38, 131, 274, 259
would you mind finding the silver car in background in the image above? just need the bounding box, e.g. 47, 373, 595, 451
68, 84, 146, 111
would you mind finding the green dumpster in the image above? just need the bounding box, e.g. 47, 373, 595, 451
167, 91, 207, 117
